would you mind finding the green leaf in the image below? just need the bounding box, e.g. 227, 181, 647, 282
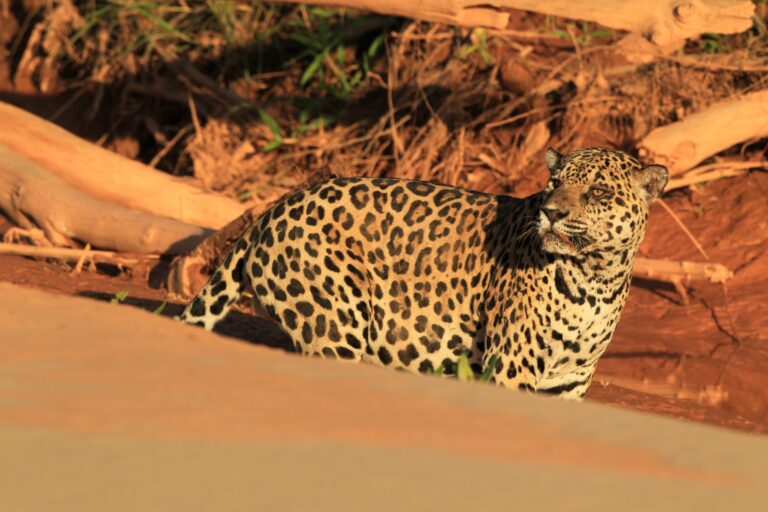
548, 29, 571, 40
261, 138, 283, 153
433, 365, 445, 377
300, 51, 326, 87
111, 290, 129, 304
590, 29, 613, 38
456, 353, 474, 383
367, 33, 385, 58
459, 43, 480, 59
257, 108, 282, 138
327, 59, 351, 93
310, 7, 336, 18
153, 301, 167, 315
479, 47, 493, 66
290, 32, 323, 51
349, 70, 363, 87
480, 355, 499, 383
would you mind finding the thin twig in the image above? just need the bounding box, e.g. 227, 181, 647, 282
72, 243, 92, 274
188, 92, 204, 143
487, 28, 564, 41
716, 283, 743, 387
486, 96, 621, 129
149, 124, 193, 168
386, 43, 403, 171
666, 55, 768, 73
657, 199, 709, 260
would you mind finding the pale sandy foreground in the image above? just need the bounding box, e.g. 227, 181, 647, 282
0, 282, 767, 511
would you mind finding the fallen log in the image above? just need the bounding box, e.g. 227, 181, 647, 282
633, 257, 732, 284
666, 161, 767, 191
281, 0, 754, 47
0, 243, 159, 267
639, 89, 768, 176
632, 256, 732, 305
0, 145, 211, 254
0, 101, 245, 229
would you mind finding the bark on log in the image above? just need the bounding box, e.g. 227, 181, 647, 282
633, 257, 733, 284
0, 243, 159, 267
281, 0, 755, 47
639, 89, 768, 176
0, 146, 212, 254
0, 101, 245, 229
632, 257, 732, 305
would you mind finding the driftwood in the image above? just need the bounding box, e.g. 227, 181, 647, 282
633, 257, 732, 284
639, 89, 768, 176
0, 243, 159, 267
282, 0, 754, 47
0, 101, 245, 230
632, 257, 732, 305
0, 146, 211, 254
666, 161, 767, 191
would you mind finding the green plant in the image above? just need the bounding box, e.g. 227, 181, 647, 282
435, 353, 500, 383
699, 33, 726, 53
550, 22, 612, 47
286, 8, 389, 100
110, 290, 129, 304
258, 108, 284, 152
459, 28, 493, 66
152, 301, 167, 315
109, 289, 166, 315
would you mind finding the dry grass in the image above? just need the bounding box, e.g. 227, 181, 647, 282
3, 1, 767, 209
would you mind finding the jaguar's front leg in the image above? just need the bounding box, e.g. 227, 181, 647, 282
481, 316, 539, 392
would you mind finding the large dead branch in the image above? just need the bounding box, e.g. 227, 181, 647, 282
666, 161, 767, 191
632, 257, 732, 305
282, 0, 754, 47
0, 101, 245, 229
0, 243, 159, 267
633, 257, 732, 284
0, 146, 211, 254
639, 89, 768, 176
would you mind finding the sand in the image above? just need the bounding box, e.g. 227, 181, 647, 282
1, 281, 767, 510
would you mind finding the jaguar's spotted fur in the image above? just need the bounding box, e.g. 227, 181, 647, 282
178, 147, 668, 399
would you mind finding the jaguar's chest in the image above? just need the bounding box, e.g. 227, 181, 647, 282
511, 264, 624, 357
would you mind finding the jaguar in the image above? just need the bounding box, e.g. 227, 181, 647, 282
177, 146, 668, 399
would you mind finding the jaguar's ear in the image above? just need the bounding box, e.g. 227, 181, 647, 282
545, 148, 563, 175
635, 164, 668, 204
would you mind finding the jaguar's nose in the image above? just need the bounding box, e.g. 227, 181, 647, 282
542, 206, 568, 224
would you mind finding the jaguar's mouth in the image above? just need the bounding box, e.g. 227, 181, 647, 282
540, 227, 594, 255
541, 228, 577, 254
553, 229, 576, 249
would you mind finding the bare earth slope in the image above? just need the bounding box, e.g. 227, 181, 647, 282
1, 282, 768, 511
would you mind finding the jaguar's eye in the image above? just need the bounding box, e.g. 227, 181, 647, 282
590, 187, 608, 198
550, 179, 561, 189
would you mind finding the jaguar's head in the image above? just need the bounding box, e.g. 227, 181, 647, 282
537, 147, 668, 257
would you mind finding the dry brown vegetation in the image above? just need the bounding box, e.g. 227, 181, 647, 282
3, 2, 765, 201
